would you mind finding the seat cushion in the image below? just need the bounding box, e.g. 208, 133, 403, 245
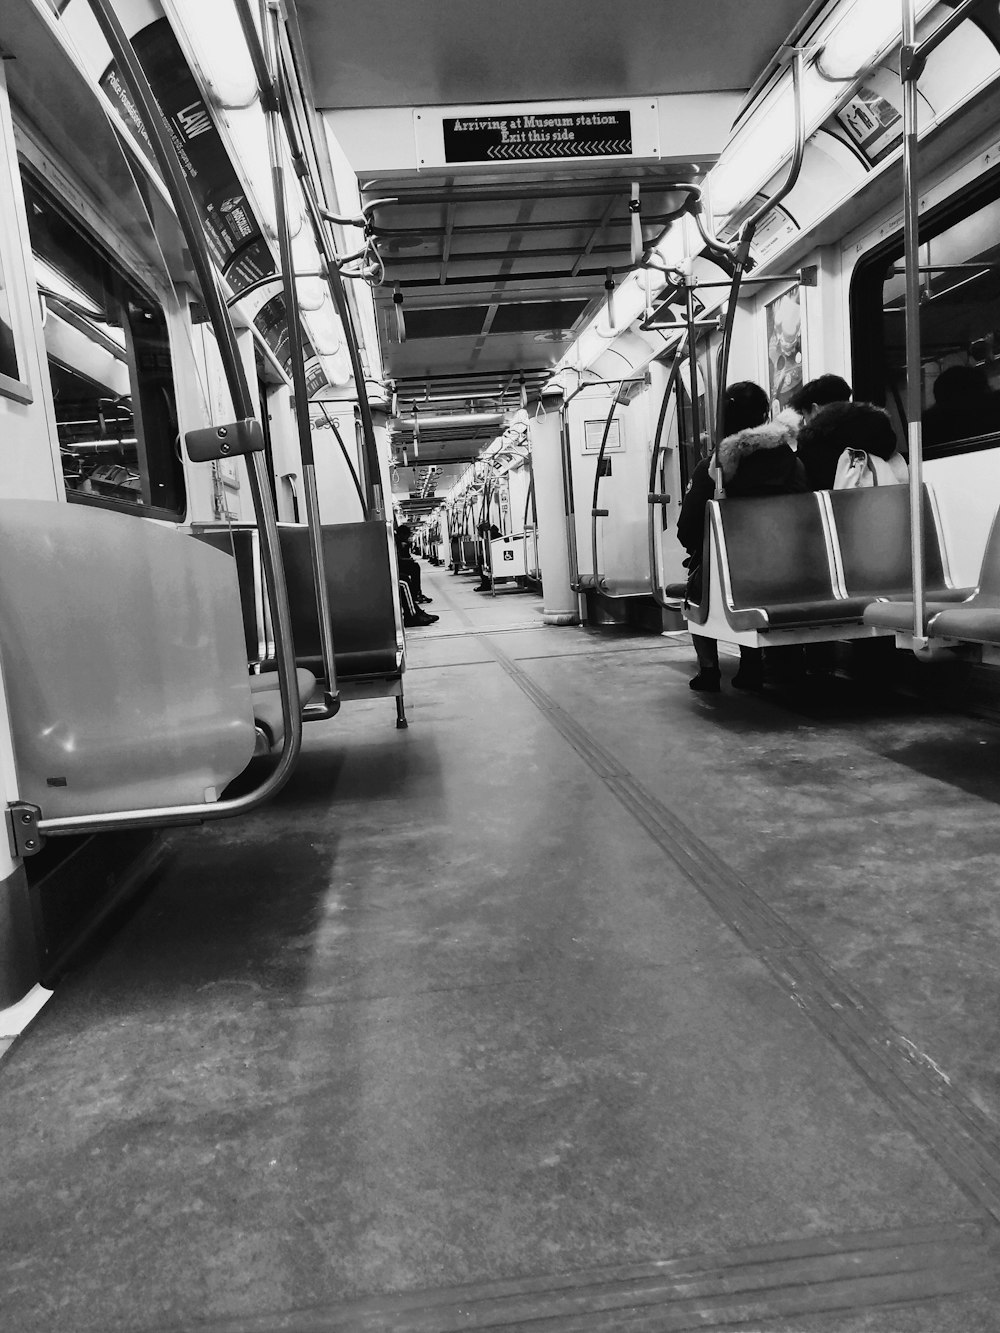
928, 607, 1000, 644
251, 669, 318, 748
863, 601, 958, 633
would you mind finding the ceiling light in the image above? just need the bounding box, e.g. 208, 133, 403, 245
163, 0, 260, 109
224, 105, 304, 240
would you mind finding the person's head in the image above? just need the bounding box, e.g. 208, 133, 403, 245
789, 374, 852, 420
933, 364, 989, 405
802, 401, 898, 460
722, 381, 770, 436
397, 523, 412, 542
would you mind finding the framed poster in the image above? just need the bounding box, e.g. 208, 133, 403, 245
583, 418, 624, 453
765, 287, 803, 415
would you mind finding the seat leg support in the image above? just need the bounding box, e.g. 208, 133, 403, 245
395, 694, 409, 729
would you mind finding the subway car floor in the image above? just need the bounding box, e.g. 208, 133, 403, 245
3, 563, 1000, 1331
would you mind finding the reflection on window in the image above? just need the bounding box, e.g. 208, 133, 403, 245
20, 170, 185, 516
878, 194, 1000, 457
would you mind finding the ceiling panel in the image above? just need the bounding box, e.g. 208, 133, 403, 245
294, 1, 820, 111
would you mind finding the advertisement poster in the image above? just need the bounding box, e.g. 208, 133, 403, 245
765, 288, 803, 414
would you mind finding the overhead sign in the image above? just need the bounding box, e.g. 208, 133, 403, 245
414, 99, 660, 169
442, 111, 632, 163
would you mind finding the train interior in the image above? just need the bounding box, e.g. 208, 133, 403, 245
3, 0, 1000, 1329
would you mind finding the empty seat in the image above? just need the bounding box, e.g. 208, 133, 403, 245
864, 499, 1000, 639
278, 522, 402, 679
0, 501, 256, 816
829, 486, 971, 605
249, 669, 318, 750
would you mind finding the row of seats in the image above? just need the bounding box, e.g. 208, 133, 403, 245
686, 485, 971, 644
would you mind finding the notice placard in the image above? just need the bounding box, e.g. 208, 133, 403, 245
443, 111, 632, 163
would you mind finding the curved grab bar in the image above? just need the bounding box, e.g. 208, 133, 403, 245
318, 404, 369, 518
34, 0, 305, 845
646, 336, 689, 607
587, 379, 644, 594
714, 47, 806, 450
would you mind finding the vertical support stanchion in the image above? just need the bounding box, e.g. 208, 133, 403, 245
257, 0, 338, 711
685, 280, 702, 461
901, 0, 927, 646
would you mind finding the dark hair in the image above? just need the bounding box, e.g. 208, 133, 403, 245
789, 374, 852, 412
933, 364, 990, 404
800, 401, 898, 461
722, 381, 769, 435
396, 523, 412, 540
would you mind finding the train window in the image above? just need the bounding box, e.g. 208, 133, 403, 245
19, 170, 185, 518
852, 186, 1000, 460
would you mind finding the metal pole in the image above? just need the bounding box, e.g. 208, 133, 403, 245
685, 282, 703, 464
260, 0, 338, 715
40, 0, 304, 843
901, 0, 926, 644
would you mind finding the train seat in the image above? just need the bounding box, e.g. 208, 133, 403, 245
714, 492, 867, 632
249, 669, 318, 751
190, 525, 269, 665
0, 501, 257, 817
277, 522, 403, 680
867, 503, 1000, 643
829, 485, 971, 606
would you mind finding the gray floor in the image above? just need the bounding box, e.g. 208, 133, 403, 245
2, 564, 1000, 1332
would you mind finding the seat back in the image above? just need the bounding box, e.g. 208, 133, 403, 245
828, 485, 947, 596
191, 525, 267, 663
0, 501, 255, 817
460, 538, 478, 568
278, 522, 401, 678
966, 505, 1000, 607
717, 492, 833, 609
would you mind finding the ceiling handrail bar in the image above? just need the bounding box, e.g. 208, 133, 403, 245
26, 0, 305, 846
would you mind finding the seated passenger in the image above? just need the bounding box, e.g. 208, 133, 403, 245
922, 364, 1000, 449
395, 522, 432, 605
395, 523, 438, 626
677, 380, 807, 693
779, 373, 853, 443
797, 401, 907, 490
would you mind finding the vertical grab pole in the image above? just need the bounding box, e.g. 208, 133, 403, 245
901, 0, 927, 646
259, 0, 338, 713
84, 0, 302, 780
685, 281, 703, 464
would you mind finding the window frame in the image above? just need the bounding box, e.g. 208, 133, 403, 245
19, 163, 187, 522
849, 159, 1000, 461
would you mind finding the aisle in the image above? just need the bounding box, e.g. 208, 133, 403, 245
0, 561, 997, 1332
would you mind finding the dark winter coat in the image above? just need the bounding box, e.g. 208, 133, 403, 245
676, 415, 808, 561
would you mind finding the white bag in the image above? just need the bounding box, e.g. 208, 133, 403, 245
833, 448, 909, 489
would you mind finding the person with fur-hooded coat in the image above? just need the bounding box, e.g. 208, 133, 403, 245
677, 382, 808, 693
